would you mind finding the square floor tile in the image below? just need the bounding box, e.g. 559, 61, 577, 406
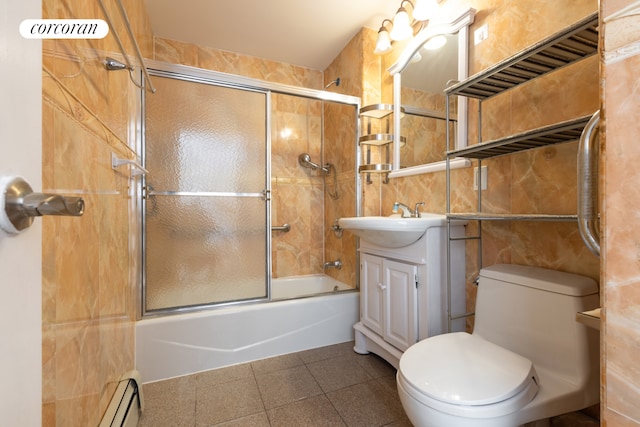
140, 376, 196, 427
307, 357, 373, 393
327, 380, 410, 427
196, 362, 254, 388
255, 364, 323, 409
298, 341, 356, 364
196, 376, 264, 426
251, 353, 305, 376
267, 395, 346, 427
213, 411, 271, 426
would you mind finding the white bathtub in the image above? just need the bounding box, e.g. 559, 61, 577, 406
136, 275, 359, 383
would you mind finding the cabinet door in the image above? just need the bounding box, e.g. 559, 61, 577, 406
360, 253, 384, 335
384, 259, 418, 351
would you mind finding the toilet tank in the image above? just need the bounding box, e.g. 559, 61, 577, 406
473, 264, 599, 386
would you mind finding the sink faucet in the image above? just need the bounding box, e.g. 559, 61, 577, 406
393, 201, 425, 218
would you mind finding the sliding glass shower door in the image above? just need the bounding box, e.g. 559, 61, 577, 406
143, 74, 269, 313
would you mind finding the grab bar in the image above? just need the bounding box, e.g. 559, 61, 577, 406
272, 224, 291, 232
577, 110, 600, 257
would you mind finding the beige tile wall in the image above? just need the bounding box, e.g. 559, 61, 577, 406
601, 1, 640, 424
41, 0, 152, 424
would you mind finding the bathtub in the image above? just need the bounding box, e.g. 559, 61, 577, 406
136, 275, 359, 382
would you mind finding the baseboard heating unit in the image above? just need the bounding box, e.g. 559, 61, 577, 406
99, 370, 144, 427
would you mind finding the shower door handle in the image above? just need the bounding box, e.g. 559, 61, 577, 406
271, 224, 291, 232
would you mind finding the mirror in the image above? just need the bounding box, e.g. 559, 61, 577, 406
388, 8, 475, 178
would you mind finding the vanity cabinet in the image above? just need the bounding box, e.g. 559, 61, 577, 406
360, 253, 418, 352
353, 220, 466, 369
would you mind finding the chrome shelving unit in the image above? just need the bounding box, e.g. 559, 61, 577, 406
358, 104, 405, 183
443, 12, 599, 331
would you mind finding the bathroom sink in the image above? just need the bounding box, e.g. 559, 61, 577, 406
338, 214, 447, 248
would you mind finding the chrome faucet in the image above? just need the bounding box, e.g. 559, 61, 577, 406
323, 259, 342, 270
392, 201, 425, 218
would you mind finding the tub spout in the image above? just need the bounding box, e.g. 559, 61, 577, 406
324, 259, 342, 270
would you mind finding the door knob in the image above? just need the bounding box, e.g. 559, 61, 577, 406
0, 176, 84, 234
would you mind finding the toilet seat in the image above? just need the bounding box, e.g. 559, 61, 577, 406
398, 332, 539, 418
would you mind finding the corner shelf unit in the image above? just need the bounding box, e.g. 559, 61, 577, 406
443, 12, 599, 331
358, 104, 405, 182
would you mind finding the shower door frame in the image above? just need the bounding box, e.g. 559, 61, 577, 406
138, 60, 362, 318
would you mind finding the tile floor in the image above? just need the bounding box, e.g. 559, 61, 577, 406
139, 341, 412, 426
139, 340, 600, 427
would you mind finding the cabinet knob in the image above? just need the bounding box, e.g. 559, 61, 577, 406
378, 283, 386, 290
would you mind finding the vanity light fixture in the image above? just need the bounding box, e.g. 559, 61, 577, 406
390, 1, 414, 41
374, 0, 442, 55
374, 19, 393, 54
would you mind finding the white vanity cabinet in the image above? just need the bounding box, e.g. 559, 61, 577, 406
361, 253, 418, 352
353, 219, 466, 369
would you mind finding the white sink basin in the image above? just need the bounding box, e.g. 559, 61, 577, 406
338, 214, 447, 248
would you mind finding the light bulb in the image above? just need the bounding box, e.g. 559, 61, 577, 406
390, 7, 412, 41
374, 27, 392, 54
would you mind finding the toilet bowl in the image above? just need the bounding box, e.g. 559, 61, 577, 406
396, 264, 600, 427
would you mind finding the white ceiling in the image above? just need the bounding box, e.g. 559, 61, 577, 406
144, 0, 400, 71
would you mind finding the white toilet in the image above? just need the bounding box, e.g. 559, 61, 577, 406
397, 264, 600, 427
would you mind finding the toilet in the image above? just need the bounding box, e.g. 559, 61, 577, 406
397, 264, 600, 427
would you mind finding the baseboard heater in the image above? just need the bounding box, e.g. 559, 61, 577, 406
99, 370, 144, 427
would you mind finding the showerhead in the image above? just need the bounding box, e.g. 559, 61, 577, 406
325, 77, 341, 89
104, 57, 130, 71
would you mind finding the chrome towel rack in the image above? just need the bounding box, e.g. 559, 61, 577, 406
97, 0, 156, 93
112, 152, 148, 176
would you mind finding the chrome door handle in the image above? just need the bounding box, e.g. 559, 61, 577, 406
1, 176, 85, 234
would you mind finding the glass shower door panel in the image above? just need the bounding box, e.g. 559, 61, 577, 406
144, 75, 268, 312
145, 196, 267, 311
146, 76, 266, 193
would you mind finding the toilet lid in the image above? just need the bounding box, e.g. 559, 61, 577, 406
399, 332, 536, 406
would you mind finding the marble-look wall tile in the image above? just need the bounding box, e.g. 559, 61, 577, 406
321, 30, 373, 288
601, 2, 640, 420
42, 0, 146, 424
155, 38, 323, 89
